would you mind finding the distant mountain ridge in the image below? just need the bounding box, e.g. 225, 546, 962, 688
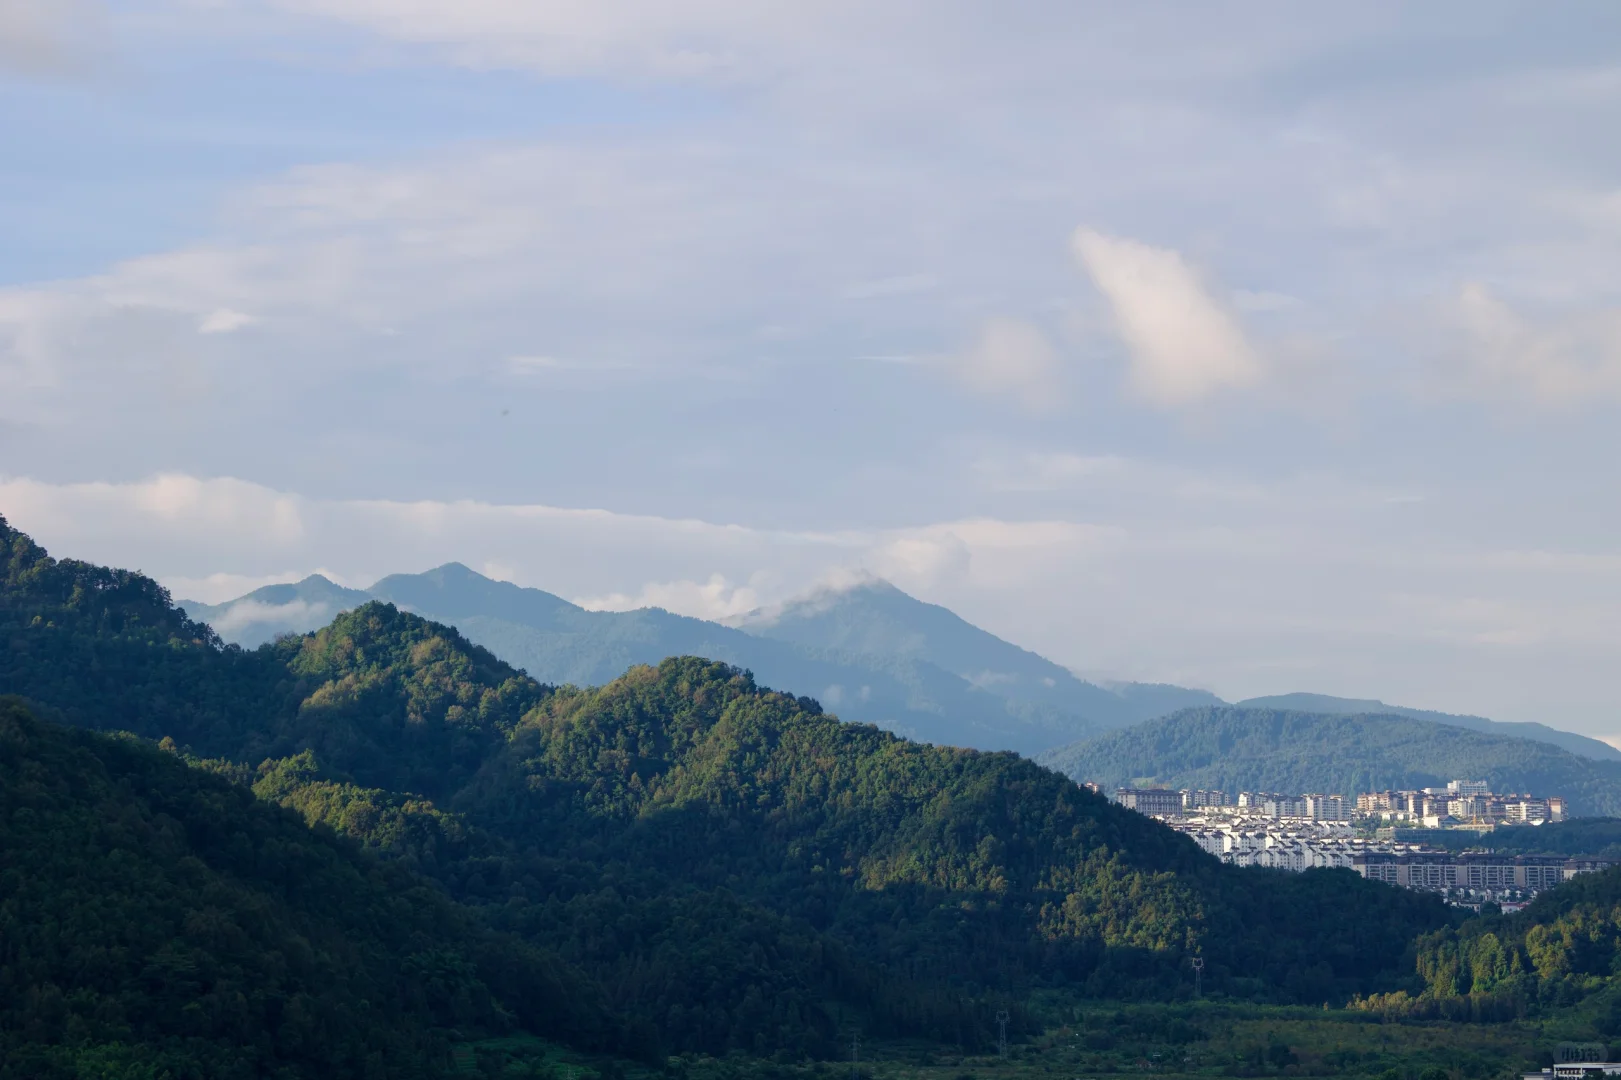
1237, 691, 1621, 763
1037, 706, 1621, 817
731, 577, 1224, 729
181, 567, 1618, 765
181, 565, 1216, 755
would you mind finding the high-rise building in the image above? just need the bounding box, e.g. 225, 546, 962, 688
1304, 794, 1347, 821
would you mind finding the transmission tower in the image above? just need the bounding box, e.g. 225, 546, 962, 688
849, 1031, 860, 1080
995, 1010, 1009, 1059
1190, 957, 1204, 998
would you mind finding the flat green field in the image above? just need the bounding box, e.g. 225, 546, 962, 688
467, 1002, 1565, 1080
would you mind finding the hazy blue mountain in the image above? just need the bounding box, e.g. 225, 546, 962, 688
1237, 692, 1621, 764
1037, 706, 1621, 817
1102, 680, 1228, 717
185, 564, 1109, 754
730, 577, 1190, 730
179, 575, 373, 647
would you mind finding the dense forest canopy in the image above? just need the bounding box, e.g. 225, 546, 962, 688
0, 697, 621, 1080
1353, 866, 1621, 1032
1039, 706, 1621, 815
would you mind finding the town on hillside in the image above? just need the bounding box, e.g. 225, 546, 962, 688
1106, 779, 1608, 906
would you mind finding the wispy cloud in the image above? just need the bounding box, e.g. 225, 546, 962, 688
947, 318, 1063, 412
1072, 228, 1262, 406
1441, 283, 1621, 407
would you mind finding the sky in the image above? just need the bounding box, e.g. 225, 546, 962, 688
2, 1, 1621, 735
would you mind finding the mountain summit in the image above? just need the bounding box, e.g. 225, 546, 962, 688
182, 566, 1200, 754
732, 575, 1221, 729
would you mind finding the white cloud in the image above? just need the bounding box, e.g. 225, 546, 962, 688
947, 318, 1062, 411
211, 597, 334, 632
1445, 283, 1621, 406
1072, 228, 1263, 406
198, 308, 257, 334
576, 573, 763, 620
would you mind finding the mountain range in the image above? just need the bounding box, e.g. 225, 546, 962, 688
180, 564, 1621, 764
0, 512, 1463, 1074
179, 565, 1211, 756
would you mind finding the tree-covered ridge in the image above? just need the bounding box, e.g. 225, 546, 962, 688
486, 658, 1203, 900
1038, 706, 1621, 816
1354, 867, 1621, 1031
1405, 818, 1621, 860
264, 603, 551, 797
0, 513, 286, 753
0, 698, 622, 1080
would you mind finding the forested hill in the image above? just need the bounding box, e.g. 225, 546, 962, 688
1238, 691, 1621, 763
1038, 706, 1621, 815
1360, 866, 1621, 1027
1, 514, 1457, 1062
0, 697, 620, 1080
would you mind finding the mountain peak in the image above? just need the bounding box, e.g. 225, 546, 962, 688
729, 571, 903, 630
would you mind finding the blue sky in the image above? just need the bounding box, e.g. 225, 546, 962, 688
3, 1, 1621, 735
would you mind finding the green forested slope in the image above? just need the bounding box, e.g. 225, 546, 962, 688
0, 514, 1456, 1063
1356, 866, 1621, 1031
1038, 706, 1621, 815
1238, 691, 1621, 763
0, 698, 620, 1080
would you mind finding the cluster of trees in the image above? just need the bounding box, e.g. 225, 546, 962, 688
0, 513, 1462, 1067
1351, 865, 1621, 1029
0, 697, 625, 1080
1416, 818, 1621, 860
1039, 706, 1621, 816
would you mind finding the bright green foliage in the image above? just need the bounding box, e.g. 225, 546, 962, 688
1353, 867, 1621, 1027
265, 604, 548, 797
367, 659, 1450, 1048
1040, 706, 1621, 816
0, 697, 621, 1079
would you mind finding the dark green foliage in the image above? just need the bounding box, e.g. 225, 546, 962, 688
1412, 818, 1621, 860
248, 656, 1450, 1049
0, 697, 618, 1079
0, 515, 1458, 1065
1039, 706, 1621, 816
0, 517, 286, 753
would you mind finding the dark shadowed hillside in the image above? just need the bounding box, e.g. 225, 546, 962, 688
0, 697, 619, 1080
